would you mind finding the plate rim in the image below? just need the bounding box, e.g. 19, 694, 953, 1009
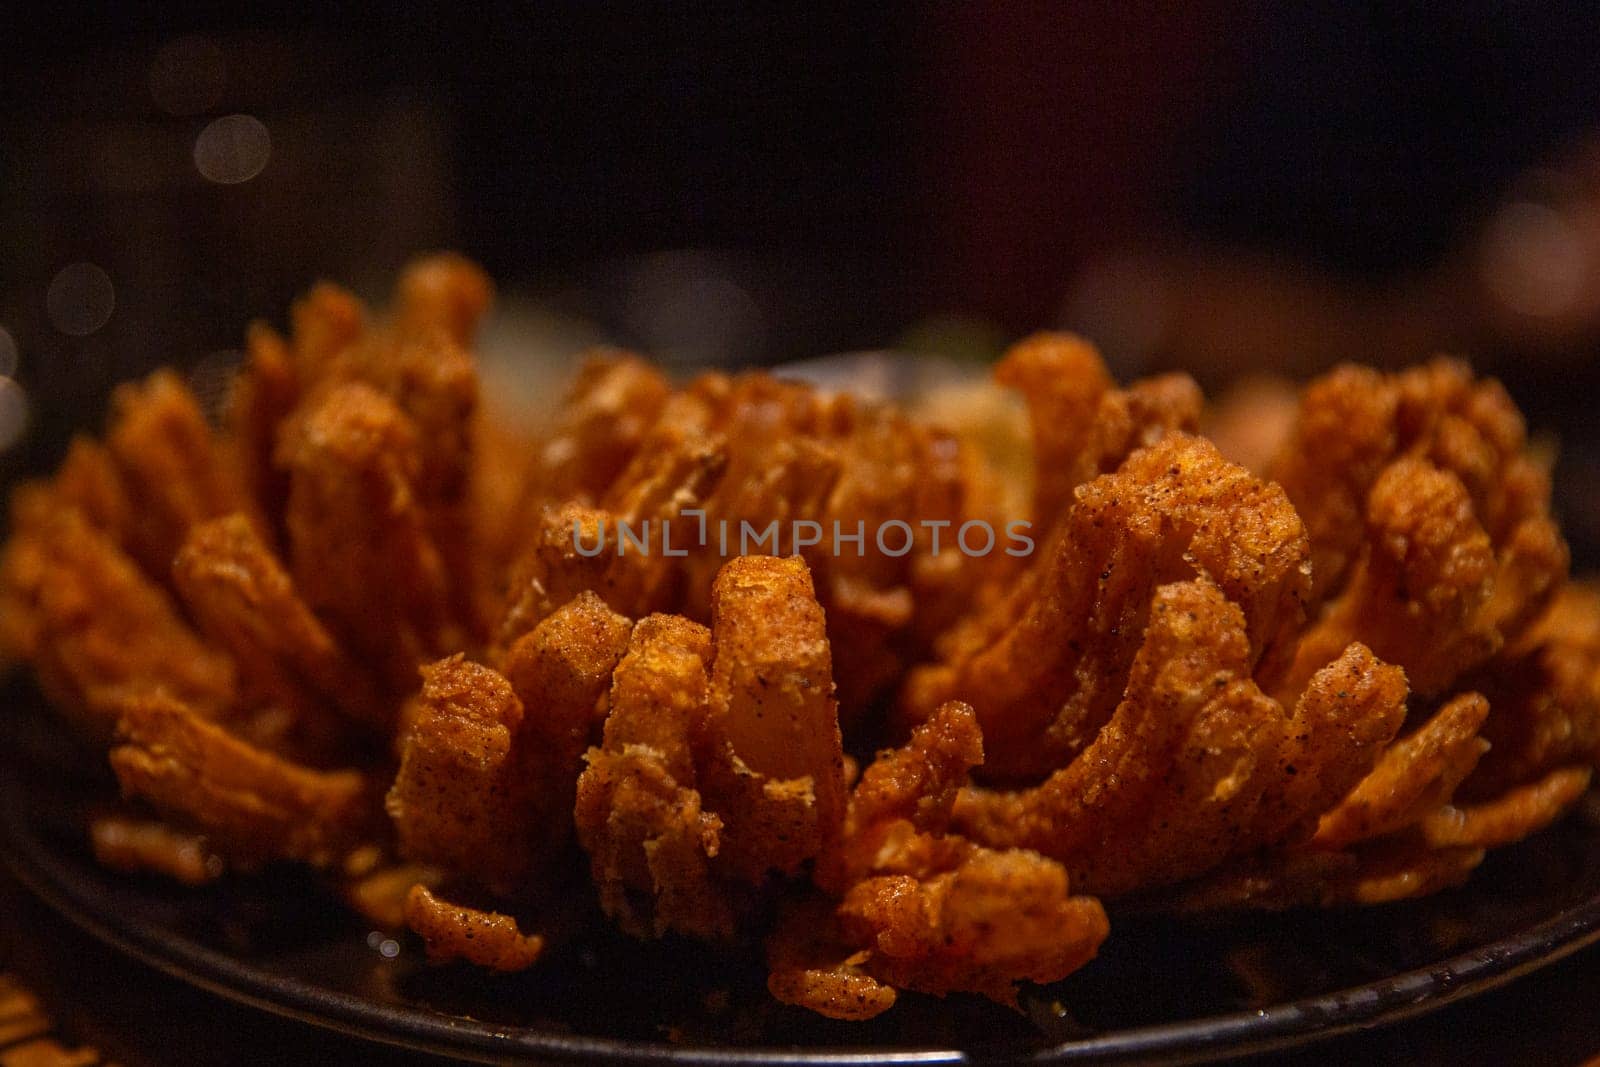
6, 777, 1600, 1067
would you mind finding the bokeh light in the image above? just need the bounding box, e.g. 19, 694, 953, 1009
46, 263, 116, 336
0, 378, 30, 452
194, 115, 272, 185
1480, 200, 1589, 319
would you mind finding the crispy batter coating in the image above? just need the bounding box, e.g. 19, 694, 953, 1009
227, 322, 300, 542
1311, 693, 1489, 850
390, 597, 632, 895
906, 434, 1311, 782
404, 885, 545, 972
699, 555, 846, 880
952, 580, 1407, 896
106, 370, 256, 580
575, 613, 735, 939
519, 352, 672, 511
1422, 766, 1593, 849
497, 366, 999, 723
0, 506, 236, 737
766, 897, 901, 1020
769, 703, 1107, 1017
818, 408, 971, 715
494, 432, 721, 654
576, 557, 846, 937
1461, 583, 1600, 799
280, 383, 454, 692
174, 513, 385, 735
995, 332, 1201, 534
1166, 838, 1487, 911
1268, 358, 1567, 638
386, 655, 532, 890
501, 591, 634, 852
832, 849, 1107, 1006
1276, 458, 1501, 700
7, 257, 1599, 1023
110, 692, 373, 868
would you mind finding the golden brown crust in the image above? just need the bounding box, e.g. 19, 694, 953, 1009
906, 434, 1310, 782
699, 555, 847, 880
951, 580, 1406, 897
174, 513, 385, 736
279, 382, 454, 692
993, 332, 1200, 534
770, 702, 1107, 1016
386, 655, 531, 890
574, 613, 735, 939
501, 591, 634, 854
227, 322, 300, 541
4, 257, 1596, 1022
106, 369, 257, 580
110, 692, 374, 868
575, 557, 850, 937
519, 352, 672, 511
1421, 765, 1593, 849
1462, 584, 1600, 799
1312, 693, 1490, 850
1268, 358, 1568, 642
0, 506, 236, 738
404, 884, 544, 972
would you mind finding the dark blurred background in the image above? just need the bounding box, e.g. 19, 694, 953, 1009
2, 2, 1598, 562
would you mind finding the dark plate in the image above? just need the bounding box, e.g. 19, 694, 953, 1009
4, 682, 1600, 1066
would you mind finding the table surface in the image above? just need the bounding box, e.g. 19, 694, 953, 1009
2, 867, 1598, 1066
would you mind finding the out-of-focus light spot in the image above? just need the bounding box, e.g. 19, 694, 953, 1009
0, 325, 16, 378
150, 35, 226, 116
366, 931, 384, 950
378, 938, 401, 959
194, 115, 271, 184
1481, 200, 1588, 319
47, 263, 116, 336
188, 349, 244, 424
619, 250, 764, 368
0, 378, 30, 452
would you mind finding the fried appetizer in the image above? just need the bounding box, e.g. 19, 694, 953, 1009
388, 594, 632, 894
0, 505, 235, 738
575, 555, 845, 937
904, 433, 1312, 783
768, 702, 1108, 1018
109, 692, 376, 870
950, 579, 1406, 896
995, 332, 1201, 541
1462, 583, 1600, 799
499, 366, 993, 720
1269, 359, 1567, 683
574, 613, 735, 939
403, 885, 546, 972
174, 513, 384, 740
5, 257, 1599, 1027
105, 369, 262, 580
